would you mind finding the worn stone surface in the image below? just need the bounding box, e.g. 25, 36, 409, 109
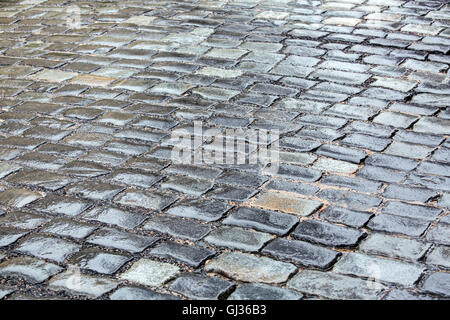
205, 252, 296, 284
0, 0, 449, 300
333, 253, 425, 286
49, 271, 118, 298
252, 192, 322, 216
0, 257, 62, 284
228, 283, 303, 300
263, 238, 339, 269
288, 270, 386, 300
205, 226, 273, 252
169, 273, 234, 300
120, 259, 179, 287
109, 287, 179, 300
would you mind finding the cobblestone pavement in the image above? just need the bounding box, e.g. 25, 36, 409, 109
0, 0, 449, 300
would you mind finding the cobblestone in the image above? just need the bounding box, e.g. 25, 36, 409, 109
0, 0, 449, 300
169, 273, 234, 300
334, 253, 425, 286
205, 252, 296, 284
288, 270, 386, 300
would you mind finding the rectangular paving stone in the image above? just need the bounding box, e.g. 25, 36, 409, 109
333, 252, 425, 286
87, 228, 158, 253
205, 226, 273, 252
0, 256, 62, 284
0, 137, 45, 150
173, 272, 234, 301
223, 206, 298, 236
0, 211, 49, 230
262, 238, 339, 269
252, 192, 322, 216
40, 219, 97, 240
143, 215, 211, 241
166, 199, 231, 222
312, 158, 359, 174
361, 233, 430, 261
383, 184, 438, 202
114, 189, 177, 211
320, 206, 373, 228
422, 272, 450, 297
109, 286, 179, 300
69, 249, 131, 275
66, 182, 124, 201
271, 164, 322, 182
382, 201, 442, 221
318, 189, 381, 211
0, 161, 21, 179
317, 144, 367, 164
365, 153, 418, 171
49, 271, 118, 298
426, 246, 450, 269
208, 185, 257, 202
149, 241, 215, 267
368, 214, 430, 237
0, 286, 15, 299
413, 118, 450, 135
385, 141, 434, 159
292, 220, 365, 248
82, 206, 146, 230
321, 175, 382, 193
205, 252, 296, 284
288, 270, 386, 300
15, 235, 80, 263
120, 259, 179, 287
161, 175, 213, 196
0, 228, 28, 247
31, 195, 92, 217
228, 283, 302, 300
426, 223, 450, 246
0, 188, 43, 208
357, 165, 406, 183
108, 169, 161, 189
309, 69, 370, 85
